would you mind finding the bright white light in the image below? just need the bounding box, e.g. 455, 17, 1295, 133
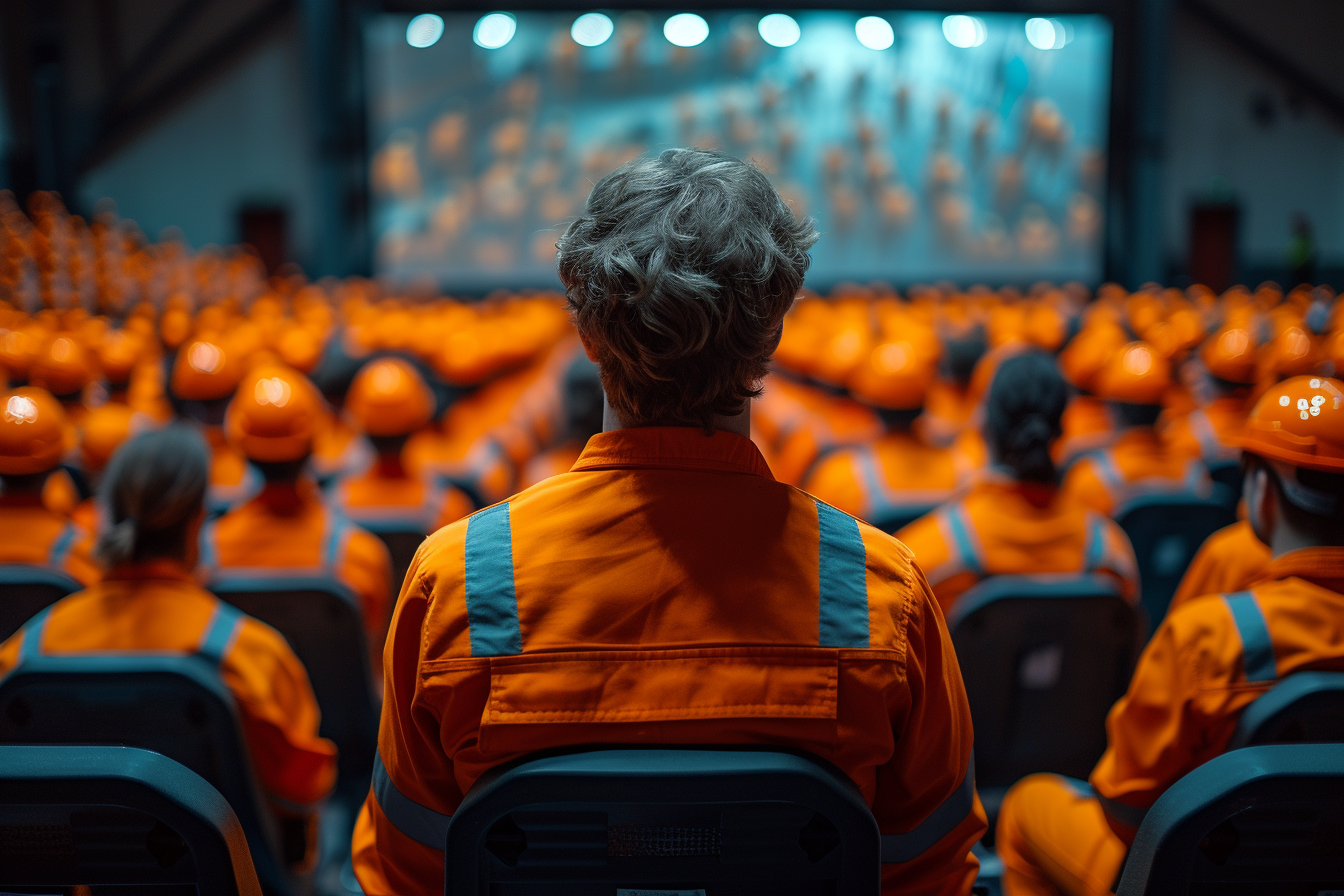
406, 14, 444, 48
473, 12, 517, 49
758, 13, 800, 48
1025, 17, 1069, 49
571, 12, 614, 47
942, 15, 987, 48
855, 16, 894, 50
663, 13, 709, 47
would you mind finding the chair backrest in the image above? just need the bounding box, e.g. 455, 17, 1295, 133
1115, 493, 1236, 628
1115, 744, 1344, 896
948, 574, 1142, 788
0, 564, 82, 641
1228, 671, 1344, 750
0, 654, 290, 895
208, 575, 378, 785
0, 744, 262, 895
367, 527, 427, 595
872, 503, 939, 535
442, 748, 881, 896
1205, 460, 1243, 508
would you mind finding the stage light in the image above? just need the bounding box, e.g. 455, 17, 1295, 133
473, 12, 516, 49
855, 16, 894, 51
942, 15, 987, 48
406, 14, 444, 48
1025, 17, 1069, 49
571, 12, 614, 47
758, 13, 800, 48
664, 13, 709, 47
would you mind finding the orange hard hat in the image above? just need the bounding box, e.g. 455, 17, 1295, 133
0, 326, 41, 382
1262, 325, 1319, 381
1058, 323, 1127, 392
160, 307, 193, 351
79, 403, 142, 473
225, 364, 323, 462
275, 325, 323, 374
1096, 341, 1171, 406
29, 335, 93, 398
1240, 376, 1344, 472
847, 339, 935, 410
1023, 302, 1067, 353
98, 329, 142, 387
1202, 327, 1258, 385
171, 339, 244, 401
813, 324, 874, 387
0, 387, 72, 475
346, 357, 435, 436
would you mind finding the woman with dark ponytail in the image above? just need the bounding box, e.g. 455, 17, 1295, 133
897, 352, 1140, 614
0, 426, 337, 840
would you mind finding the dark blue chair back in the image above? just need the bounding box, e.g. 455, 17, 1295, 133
0, 744, 261, 895
1115, 494, 1236, 628
365, 526, 427, 596
444, 749, 882, 896
0, 564, 81, 641
873, 503, 939, 535
1228, 671, 1344, 750
1116, 744, 1344, 896
0, 654, 292, 894
1206, 460, 1243, 509
948, 574, 1142, 788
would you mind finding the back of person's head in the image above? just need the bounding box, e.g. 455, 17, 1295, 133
557, 148, 819, 430
96, 425, 209, 567
225, 364, 322, 466
985, 352, 1068, 484
1096, 341, 1170, 428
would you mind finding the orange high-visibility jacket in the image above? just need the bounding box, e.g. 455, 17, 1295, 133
1162, 396, 1247, 466
1062, 429, 1213, 518
311, 415, 374, 484
0, 492, 100, 585
514, 440, 585, 490
200, 482, 393, 666
0, 562, 337, 807
753, 376, 884, 486
921, 380, 977, 448
895, 475, 1140, 615
1168, 520, 1271, 615
330, 471, 474, 536
803, 431, 968, 528
1089, 548, 1344, 844
1055, 394, 1115, 466
203, 427, 261, 513
351, 428, 986, 896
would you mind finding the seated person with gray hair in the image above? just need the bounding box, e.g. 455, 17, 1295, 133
353, 148, 986, 895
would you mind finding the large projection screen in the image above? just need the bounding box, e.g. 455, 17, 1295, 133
366, 10, 1112, 292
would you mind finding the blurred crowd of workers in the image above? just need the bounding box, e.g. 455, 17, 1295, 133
2, 184, 1344, 896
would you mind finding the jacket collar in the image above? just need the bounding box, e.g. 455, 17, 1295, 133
571, 427, 774, 479
1258, 546, 1344, 594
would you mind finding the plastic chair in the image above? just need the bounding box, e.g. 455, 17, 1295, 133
0, 744, 261, 895
443, 748, 882, 896
1115, 744, 1344, 896
1228, 671, 1344, 749
1115, 494, 1236, 628
1206, 460, 1243, 509
366, 526, 427, 595
0, 564, 81, 640
0, 654, 293, 895
948, 575, 1142, 792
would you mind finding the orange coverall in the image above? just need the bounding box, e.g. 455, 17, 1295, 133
351, 427, 986, 896
1062, 428, 1213, 518
0, 560, 337, 808
921, 380, 977, 447
1161, 395, 1247, 466
1168, 520, 1271, 615
895, 475, 1139, 615
330, 471, 474, 537
0, 491, 100, 585
514, 440, 585, 490
755, 376, 884, 486
802, 431, 968, 529
203, 427, 261, 514
1054, 395, 1114, 467
200, 480, 393, 666
996, 547, 1344, 896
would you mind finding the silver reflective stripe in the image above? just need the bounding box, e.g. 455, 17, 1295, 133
880, 753, 976, 863
371, 751, 452, 850
1097, 793, 1148, 830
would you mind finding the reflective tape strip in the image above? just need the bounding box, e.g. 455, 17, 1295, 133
815, 500, 870, 649
322, 514, 353, 575
1095, 452, 1126, 503
1189, 411, 1223, 460
1097, 793, 1148, 830
1224, 591, 1277, 683
855, 450, 894, 518
372, 751, 452, 850
880, 753, 975, 863
47, 522, 78, 569
199, 522, 219, 572
941, 504, 983, 577
1185, 459, 1211, 493
1061, 777, 1094, 799
463, 503, 523, 657
196, 602, 244, 665
1083, 515, 1106, 573
17, 606, 53, 661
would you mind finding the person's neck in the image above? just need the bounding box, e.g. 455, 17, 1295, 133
1270, 521, 1337, 557
601, 396, 751, 439
374, 450, 408, 478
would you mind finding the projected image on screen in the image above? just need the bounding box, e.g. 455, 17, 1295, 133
367, 10, 1111, 290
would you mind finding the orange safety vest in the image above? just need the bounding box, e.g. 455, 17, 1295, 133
0, 493, 100, 586
1055, 394, 1115, 466
351, 427, 985, 896
1062, 429, 1213, 518
802, 431, 968, 528
330, 471, 474, 535
1168, 519, 1271, 616
1162, 396, 1247, 466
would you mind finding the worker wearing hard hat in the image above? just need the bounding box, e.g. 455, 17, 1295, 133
0, 388, 100, 586
28, 334, 94, 426
170, 337, 261, 514
198, 364, 393, 671
997, 375, 1344, 896
1163, 326, 1259, 466
69, 402, 146, 538
1054, 321, 1126, 467
352, 149, 984, 895
513, 352, 605, 489
898, 353, 1138, 615
1063, 342, 1213, 517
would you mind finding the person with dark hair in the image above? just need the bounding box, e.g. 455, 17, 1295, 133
199, 364, 393, 672
353, 149, 986, 895
0, 387, 100, 586
0, 425, 337, 826
897, 352, 1138, 614
996, 376, 1344, 895
1063, 341, 1212, 517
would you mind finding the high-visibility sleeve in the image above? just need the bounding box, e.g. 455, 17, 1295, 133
1169, 521, 1270, 615
341, 526, 394, 664
895, 513, 975, 613
1061, 459, 1115, 517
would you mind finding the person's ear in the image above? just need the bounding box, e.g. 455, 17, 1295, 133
579, 332, 600, 364
1248, 465, 1276, 546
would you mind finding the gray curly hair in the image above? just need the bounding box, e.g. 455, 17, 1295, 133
95, 425, 209, 568
557, 148, 819, 430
